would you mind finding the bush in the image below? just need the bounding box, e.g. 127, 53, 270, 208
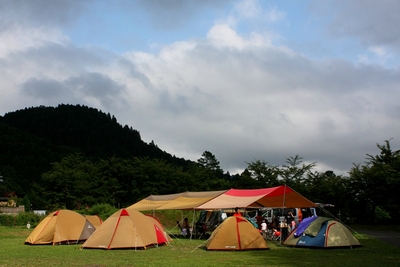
0, 212, 45, 227
84, 203, 118, 221
375, 206, 391, 223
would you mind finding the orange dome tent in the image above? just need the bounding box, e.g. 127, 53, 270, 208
206, 216, 269, 251
81, 208, 171, 250
25, 210, 100, 245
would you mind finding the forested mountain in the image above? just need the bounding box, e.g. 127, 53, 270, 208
1, 104, 399, 225
1, 104, 190, 165
0, 104, 201, 208
0, 122, 75, 195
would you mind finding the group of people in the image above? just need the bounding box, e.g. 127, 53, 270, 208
255, 210, 298, 239
176, 208, 298, 240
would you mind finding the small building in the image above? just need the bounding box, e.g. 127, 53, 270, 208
0, 196, 24, 214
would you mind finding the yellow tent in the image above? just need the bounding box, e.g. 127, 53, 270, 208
84, 215, 103, 228
25, 210, 99, 245
206, 216, 269, 251
81, 208, 172, 250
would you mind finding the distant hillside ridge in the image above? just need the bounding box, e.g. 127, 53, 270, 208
0, 122, 76, 195
1, 104, 191, 166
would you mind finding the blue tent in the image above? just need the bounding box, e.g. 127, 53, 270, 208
283, 217, 361, 248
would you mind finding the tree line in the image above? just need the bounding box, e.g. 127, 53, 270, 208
0, 105, 399, 224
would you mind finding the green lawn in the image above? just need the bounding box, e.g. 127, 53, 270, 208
0, 226, 399, 267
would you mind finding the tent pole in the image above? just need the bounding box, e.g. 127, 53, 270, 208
281, 184, 287, 244
190, 209, 196, 240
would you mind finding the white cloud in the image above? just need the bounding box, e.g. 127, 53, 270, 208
111, 23, 400, 174
368, 46, 387, 57
0, 0, 400, 177
234, 0, 262, 19
207, 23, 271, 50
234, 0, 285, 22
265, 7, 286, 22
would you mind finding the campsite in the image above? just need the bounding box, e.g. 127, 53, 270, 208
1, 185, 399, 266
1, 223, 400, 267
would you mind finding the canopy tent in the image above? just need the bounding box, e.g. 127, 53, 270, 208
197, 185, 317, 209
128, 190, 227, 211
129, 185, 316, 211
157, 190, 227, 210
127, 192, 184, 211
128, 190, 227, 238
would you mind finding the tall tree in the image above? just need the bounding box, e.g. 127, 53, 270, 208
40, 153, 98, 210
279, 155, 316, 190
349, 140, 400, 223
194, 151, 228, 190
304, 171, 351, 220
197, 151, 222, 173
246, 160, 280, 187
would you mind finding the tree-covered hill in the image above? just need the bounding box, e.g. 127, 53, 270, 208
1, 104, 399, 225
0, 122, 76, 196
1, 104, 190, 164
0, 104, 195, 202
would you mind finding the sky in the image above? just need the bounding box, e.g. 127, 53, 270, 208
1, 0, 400, 176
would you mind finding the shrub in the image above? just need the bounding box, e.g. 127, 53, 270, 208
84, 203, 118, 221
0, 212, 45, 227
375, 206, 391, 224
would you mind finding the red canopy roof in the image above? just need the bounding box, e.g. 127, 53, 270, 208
197, 185, 316, 209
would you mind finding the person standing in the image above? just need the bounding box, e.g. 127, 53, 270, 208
256, 210, 263, 229
233, 207, 242, 217
287, 211, 295, 232
261, 220, 267, 238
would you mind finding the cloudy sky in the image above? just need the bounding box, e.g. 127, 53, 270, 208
1, 0, 399, 175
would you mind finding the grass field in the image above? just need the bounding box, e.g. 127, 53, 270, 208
1, 226, 399, 267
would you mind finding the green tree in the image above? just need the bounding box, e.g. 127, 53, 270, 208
279, 155, 316, 191
197, 151, 222, 173
192, 151, 229, 190
304, 171, 351, 220
246, 160, 280, 187
22, 195, 31, 212
349, 140, 400, 223
40, 153, 98, 210
230, 169, 260, 189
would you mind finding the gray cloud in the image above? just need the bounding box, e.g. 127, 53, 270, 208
22, 78, 68, 99
0, 0, 90, 30
20, 72, 127, 111
120, 34, 400, 174
67, 72, 127, 109
134, 0, 229, 30
311, 0, 400, 52
1, 0, 400, 177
